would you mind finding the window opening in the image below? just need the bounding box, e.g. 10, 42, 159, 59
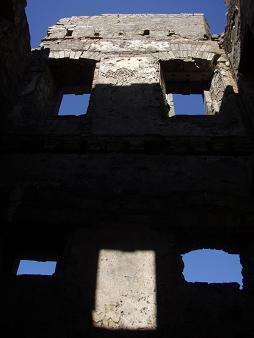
160, 60, 214, 117
182, 249, 243, 289
143, 29, 150, 36
17, 260, 57, 276
58, 93, 91, 116
173, 94, 205, 115
49, 58, 96, 117
66, 29, 73, 37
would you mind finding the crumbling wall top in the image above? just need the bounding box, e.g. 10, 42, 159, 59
42, 13, 210, 43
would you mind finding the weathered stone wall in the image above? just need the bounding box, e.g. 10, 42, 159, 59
224, 0, 241, 75
224, 0, 254, 75
44, 13, 210, 41
2, 8, 254, 338
40, 15, 242, 136
3, 14, 246, 142
0, 0, 30, 134
224, 0, 254, 132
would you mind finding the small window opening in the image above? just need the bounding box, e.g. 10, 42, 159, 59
160, 60, 214, 117
182, 249, 243, 289
143, 30, 150, 36
49, 58, 96, 117
168, 30, 175, 37
173, 94, 205, 115
94, 32, 100, 37
66, 29, 73, 37
58, 93, 91, 116
17, 260, 57, 276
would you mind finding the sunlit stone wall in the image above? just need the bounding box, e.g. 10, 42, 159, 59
92, 250, 157, 330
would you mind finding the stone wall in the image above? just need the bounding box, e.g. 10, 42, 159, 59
0, 0, 30, 135
224, 0, 254, 130
4, 14, 245, 140
224, 0, 254, 76
2, 7, 254, 338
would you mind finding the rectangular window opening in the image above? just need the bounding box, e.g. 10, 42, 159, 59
143, 30, 150, 36
160, 60, 214, 117
182, 249, 243, 289
49, 58, 96, 117
58, 93, 91, 116
172, 93, 205, 116
16, 260, 57, 276
66, 29, 73, 37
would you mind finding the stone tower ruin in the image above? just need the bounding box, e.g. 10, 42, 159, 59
1, 1, 254, 337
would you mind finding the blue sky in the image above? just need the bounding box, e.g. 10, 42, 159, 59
26, 0, 227, 48
17, 260, 57, 276
182, 249, 243, 288
174, 94, 205, 115
59, 94, 91, 116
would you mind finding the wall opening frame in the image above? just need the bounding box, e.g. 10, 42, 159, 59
48, 58, 96, 117
160, 58, 221, 117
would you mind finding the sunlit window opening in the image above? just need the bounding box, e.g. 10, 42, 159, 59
58, 93, 90, 116
92, 250, 157, 330
17, 260, 57, 276
182, 249, 243, 289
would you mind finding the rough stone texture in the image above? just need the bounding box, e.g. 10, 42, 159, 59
0, 0, 30, 135
224, 0, 254, 130
2, 13, 243, 138
44, 14, 210, 41
2, 3, 254, 338
92, 249, 156, 330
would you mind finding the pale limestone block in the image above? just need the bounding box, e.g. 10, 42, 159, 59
59, 51, 65, 59
92, 250, 157, 330
70, 50, 76, 59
